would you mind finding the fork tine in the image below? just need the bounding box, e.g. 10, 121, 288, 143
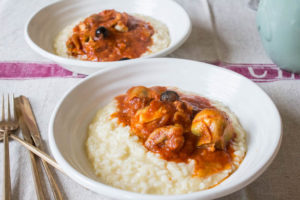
1, 94, 4, 121
12, 94, 16, 121
7, 94, 11, 121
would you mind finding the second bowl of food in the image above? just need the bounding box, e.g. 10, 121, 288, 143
49, 58, 282, 200
25, 0, 191, 74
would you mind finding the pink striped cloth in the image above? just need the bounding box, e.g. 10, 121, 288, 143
0, 61, 299, 82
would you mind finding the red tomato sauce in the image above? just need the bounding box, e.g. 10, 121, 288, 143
66, 10, 154, 61
111, 86, 235, 177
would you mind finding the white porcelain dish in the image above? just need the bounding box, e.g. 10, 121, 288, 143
49, 58, 282, 200
25, 0, 191, 75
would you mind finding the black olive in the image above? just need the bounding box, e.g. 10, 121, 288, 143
95, 26, 109, 38
119, 57, 130, 61
160, 90, 180, 102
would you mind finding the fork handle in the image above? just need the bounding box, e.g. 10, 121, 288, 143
3, 131, 11, 200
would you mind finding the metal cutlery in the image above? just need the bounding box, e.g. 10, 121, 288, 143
0, 95, 64, 200
0, 95, 19, 200
14, 98, 46, 200
14, 96, 63, 200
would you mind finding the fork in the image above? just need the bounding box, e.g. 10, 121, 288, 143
0, 95, 19, 200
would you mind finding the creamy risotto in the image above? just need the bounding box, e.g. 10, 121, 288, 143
86, 87, 246, 195
54, 10, 170, 61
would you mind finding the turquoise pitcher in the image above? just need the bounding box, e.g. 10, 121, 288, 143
257, 0, 300, 72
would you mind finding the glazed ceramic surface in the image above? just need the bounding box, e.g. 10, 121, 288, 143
257, 0, 300, 72
49, 58, 282, 200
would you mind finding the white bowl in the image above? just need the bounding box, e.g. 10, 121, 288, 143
49, 58, 282, 200
25, 0, 191, 75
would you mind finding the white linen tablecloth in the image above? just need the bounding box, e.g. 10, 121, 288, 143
0, 0, 299, 199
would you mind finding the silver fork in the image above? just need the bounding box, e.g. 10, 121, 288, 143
0, 95, 19, 200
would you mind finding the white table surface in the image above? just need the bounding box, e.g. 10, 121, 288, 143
0, 0, 299, 199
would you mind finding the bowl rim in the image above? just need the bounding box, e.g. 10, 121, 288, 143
48, 58, 282, 200
24, 0, 192, 68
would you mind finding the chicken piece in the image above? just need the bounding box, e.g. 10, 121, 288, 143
121, 86, 165, 126
131, 100, 175, 139
134, 101, 171, 123
71, 33, 81, 49
97, 11, 129, 32
145, 125, 184, 151
78, 22, 86, 31
126, 86, 163, 102
191, 108, 234, 151
126, 86, 151, 100
115, 21, 129, 32
173, 101, 193, 131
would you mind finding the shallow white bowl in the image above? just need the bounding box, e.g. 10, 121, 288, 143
25, 0, 191, 74
49, 58, 282, 200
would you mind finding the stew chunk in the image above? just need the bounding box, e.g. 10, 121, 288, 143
145, 125, 184, 152
191, 108, 234, 151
